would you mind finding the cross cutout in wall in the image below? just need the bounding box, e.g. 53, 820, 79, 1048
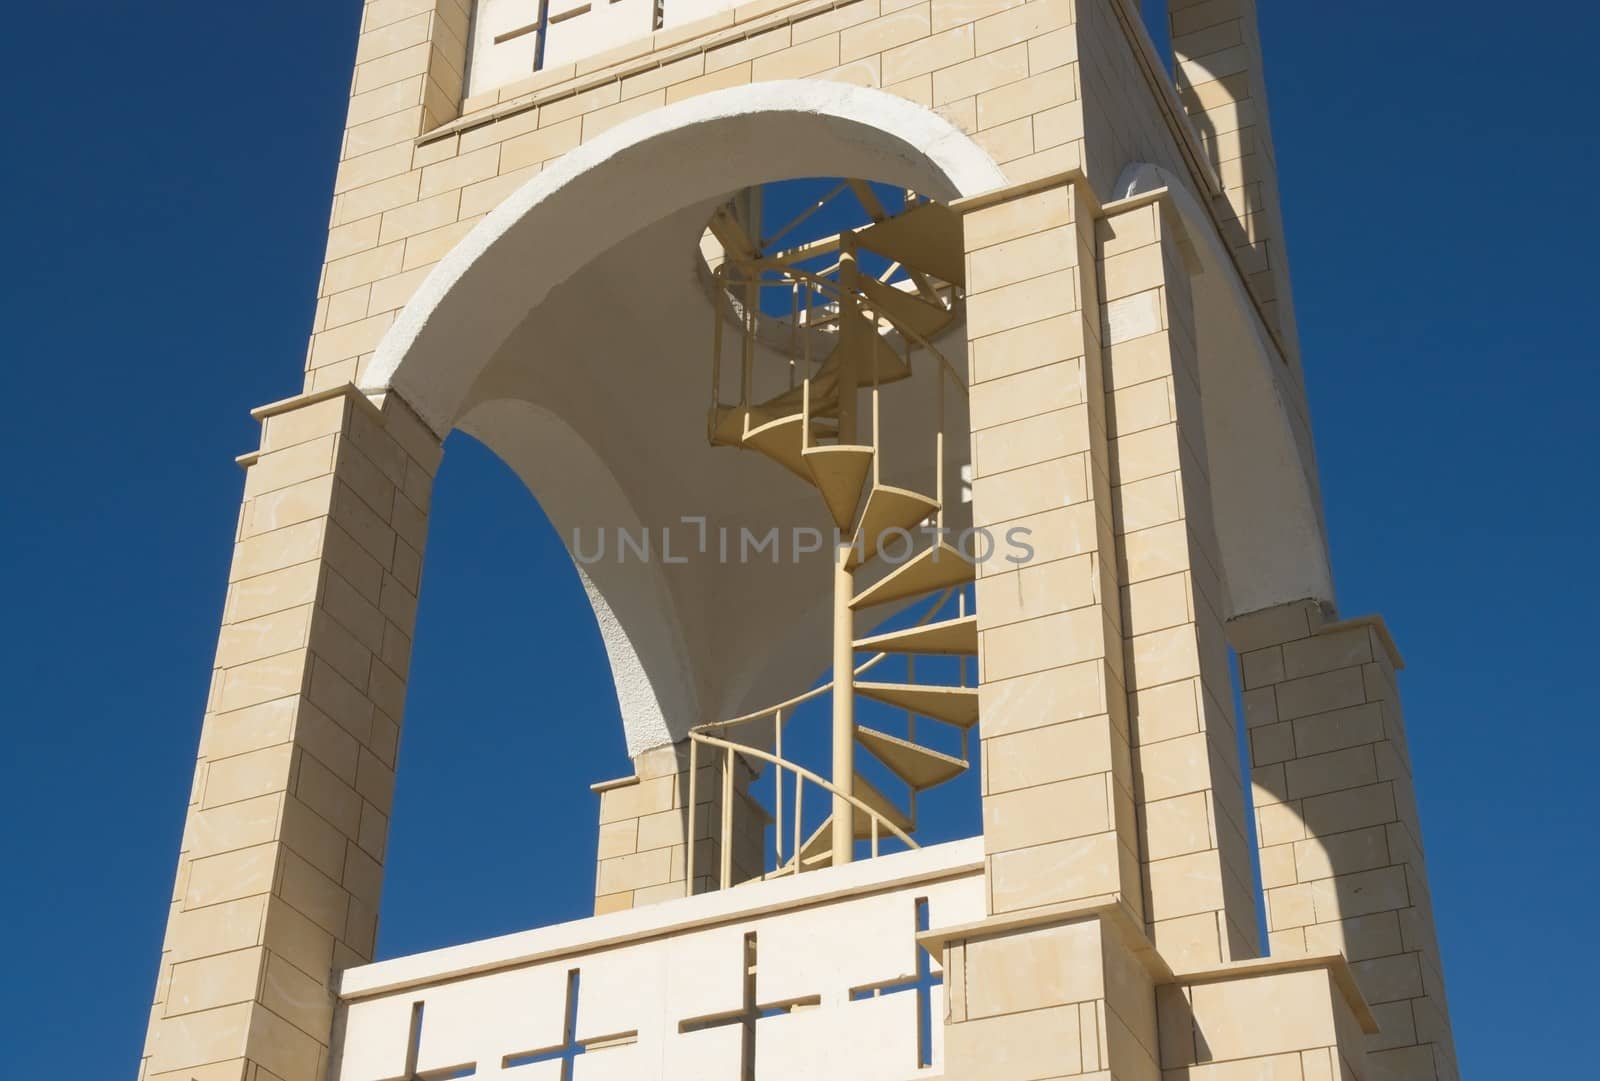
493, 0, 552, 73
500, 968, 636, 1079
400, 1001, 478, 1080
678, 932, 820, 1081
848, 897, 942, 1068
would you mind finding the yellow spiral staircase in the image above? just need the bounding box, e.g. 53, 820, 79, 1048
691, 182, 978, 882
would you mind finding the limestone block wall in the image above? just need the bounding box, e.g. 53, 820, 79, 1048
963, 174, 1257, 974
592, 741, 765, 913
1077, 0, 1209, 201
1157, 961, 1373, 1080
942, 910, 1163, 1080
140, 387, 440, 1081
1233, 601, 1458, 1081
1095, 196, 1257, 968
964, 179, 1146, 922
303, 0, 1253, 397
1168, 0, 1301, 355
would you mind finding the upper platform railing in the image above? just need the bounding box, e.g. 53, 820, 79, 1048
331, 840, 985, 1081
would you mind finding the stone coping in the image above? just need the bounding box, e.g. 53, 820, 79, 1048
919, 898, 1377, 1034
336, 836, 984, 1000
918, 897, 1174, 980
1172, 953, 1380, 1034
1321, 612, 1405, 670
234, 383, 386, 468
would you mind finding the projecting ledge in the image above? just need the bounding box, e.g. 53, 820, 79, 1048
337, 836, 984, 1000
919, 899, 1376, 1035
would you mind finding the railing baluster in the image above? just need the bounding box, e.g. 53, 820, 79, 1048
774, 710, 784, 870
710, 266, 724, 415
720, 746, 734, 891
793, 772, 804, 875
741, 278, 755, 408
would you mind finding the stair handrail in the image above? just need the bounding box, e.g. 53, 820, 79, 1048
687, 729, 921, 890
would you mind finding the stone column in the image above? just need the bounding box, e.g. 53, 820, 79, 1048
946, 174, 1163, 1081
592, 739, 766, 913
964, 177, 1145, 924
140, 385, 440, 1081
1097, 196, 1260, 967
940, 907, 1163, 1081
1232, 600, 1459, 1081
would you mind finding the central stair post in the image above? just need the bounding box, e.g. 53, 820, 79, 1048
832, 538, 856, 864
832, 234, 861, 864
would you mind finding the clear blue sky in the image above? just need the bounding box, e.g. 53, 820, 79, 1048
1, 2, 1593, 1076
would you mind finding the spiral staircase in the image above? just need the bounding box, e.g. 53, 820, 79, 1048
690, 182, 979, 882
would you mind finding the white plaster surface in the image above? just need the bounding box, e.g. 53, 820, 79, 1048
333, 841, 984, 1081
468, 0, 544, 97
544, 0, 659, 70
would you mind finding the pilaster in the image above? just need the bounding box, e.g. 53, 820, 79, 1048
592, 739, 765, 913
1232, 601, 1459, 1081
140, 386, 440, 1081
962, 176, 1145, 924
1157, 955, 1376, 1079
936, 905, 1162, 1081
1098, 195, 1259, 967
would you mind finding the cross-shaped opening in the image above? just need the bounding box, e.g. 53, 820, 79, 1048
678, 932, 821, 1080
848, 897, 941, 1069
501, 968, 622, 1079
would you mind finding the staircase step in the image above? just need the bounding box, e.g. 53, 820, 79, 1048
851, 543, 975, 610
804, 444, 874, 531
857, 274, 954, 340
856, 682, 980, 730
849, 485, 939, 567
855, 725, 968, 790
854, 201, 966, 286
854, 614, 977, 656
743, 413, 813, 481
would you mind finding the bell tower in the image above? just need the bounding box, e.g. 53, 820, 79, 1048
139, 3, 1459, 1081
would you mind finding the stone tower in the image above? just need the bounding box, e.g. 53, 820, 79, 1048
140, 3, 1458, 1080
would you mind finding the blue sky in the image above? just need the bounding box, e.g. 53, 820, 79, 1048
1, 2, 1594, 1076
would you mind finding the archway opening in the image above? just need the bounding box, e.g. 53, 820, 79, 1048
369, 85, 1008, 937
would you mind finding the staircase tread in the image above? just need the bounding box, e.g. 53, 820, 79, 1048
850, 485, 940, 568
854, 614, 977, 655
854, 201, 966, 287
804, 444, 875, 531
856, 681, 980, 729
743, 412, 814, 480
855, 724, 968, 789
851, 542, 976, 610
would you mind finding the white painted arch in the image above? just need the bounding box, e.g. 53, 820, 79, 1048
363, 80, 1008, 435
361, 82, 1006, 756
